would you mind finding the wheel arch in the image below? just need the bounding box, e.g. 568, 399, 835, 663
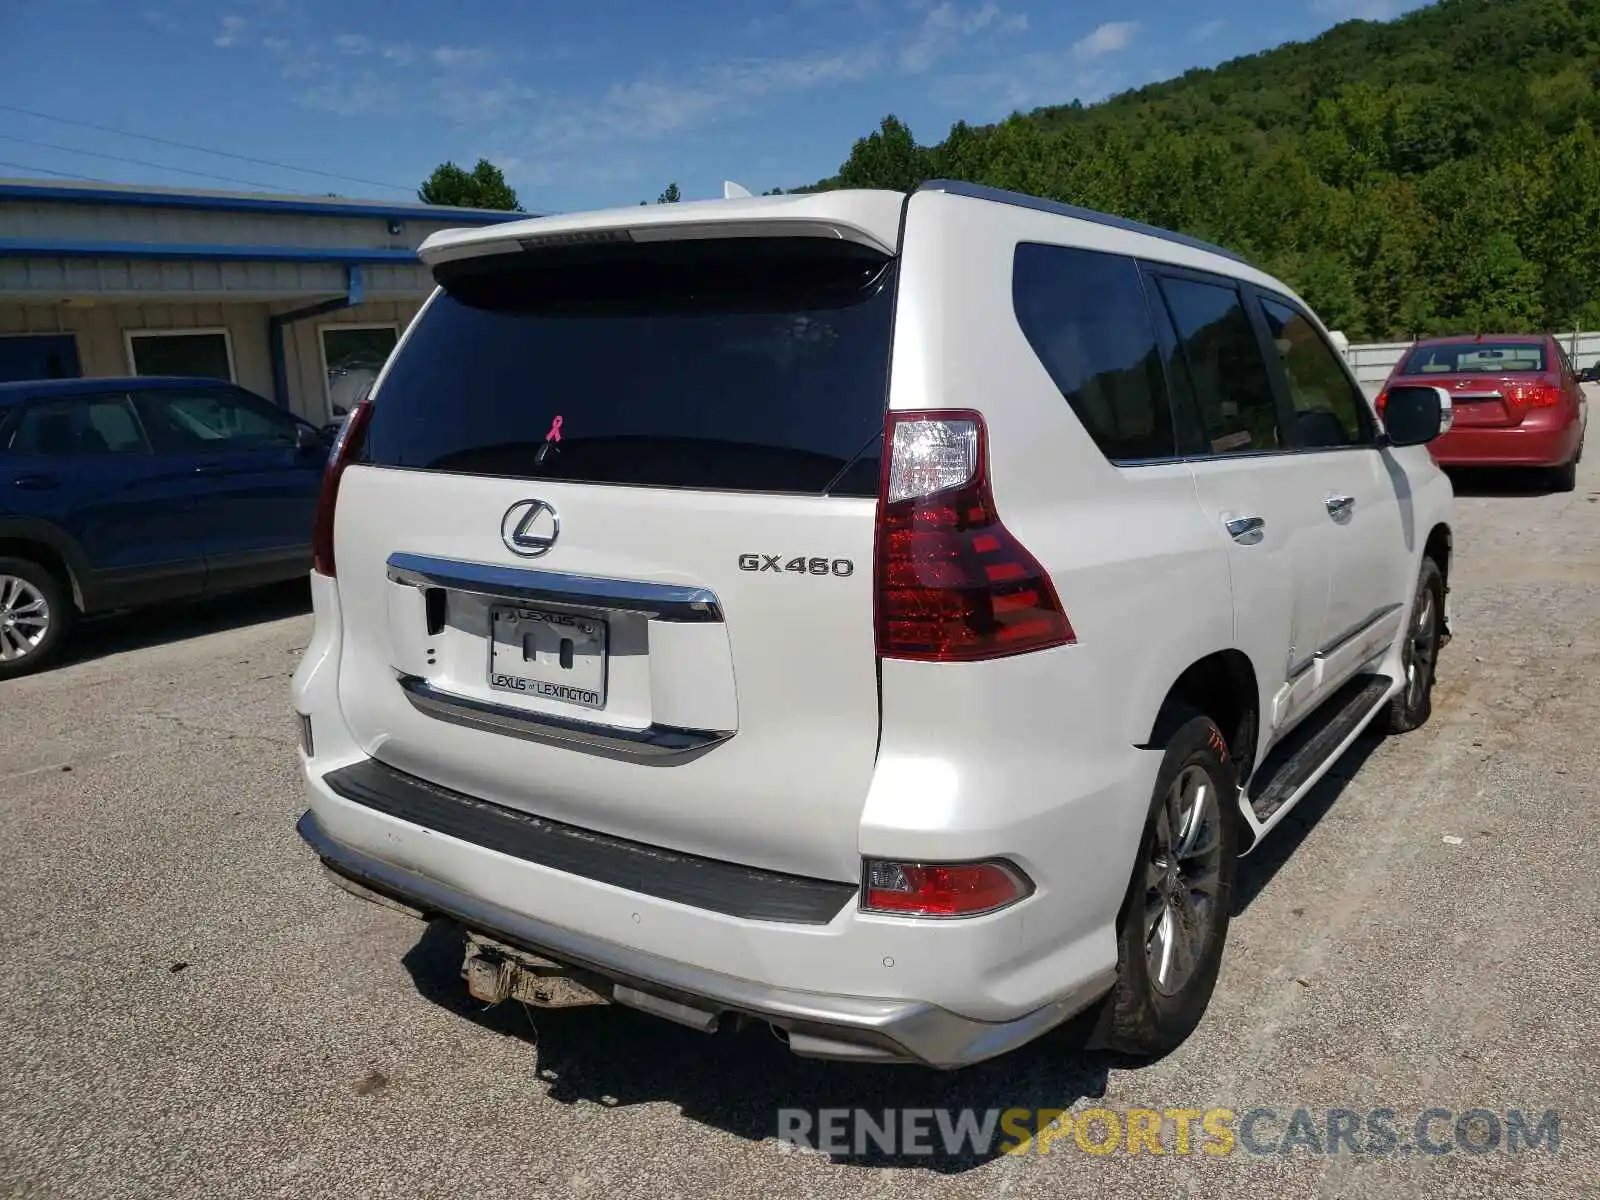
1141, 649, 1261, 786
0, 520, 90, 612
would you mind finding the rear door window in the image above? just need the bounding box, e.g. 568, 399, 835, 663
1154, 274, 1283, 456
1256, 297, 1372, 448
363, 238, 897, 496
1012, 243, 1175, 461
6, 394, 150, 457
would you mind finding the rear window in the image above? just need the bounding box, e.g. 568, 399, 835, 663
362, 238, 896, 496
1401, 342, 1547, 374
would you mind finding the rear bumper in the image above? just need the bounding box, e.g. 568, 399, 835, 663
298, 806, 1114, 1067
1430, 414, 1582, 467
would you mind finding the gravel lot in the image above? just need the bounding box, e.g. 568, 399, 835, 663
2, 457, 1597, 1199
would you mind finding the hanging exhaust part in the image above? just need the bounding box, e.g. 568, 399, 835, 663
461, 933, 612, 1009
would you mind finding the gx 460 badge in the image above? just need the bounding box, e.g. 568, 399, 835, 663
739, 554, 854, 577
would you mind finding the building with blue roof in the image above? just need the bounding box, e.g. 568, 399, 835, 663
0, 178, 527, 423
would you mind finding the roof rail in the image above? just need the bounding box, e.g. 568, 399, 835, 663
914, 179, 1252, 267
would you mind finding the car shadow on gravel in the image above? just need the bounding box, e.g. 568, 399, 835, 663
52, 578, 311, 670
1233, 730, 1385, 912
401, 918, 1115, 1173
1442, 466, 1565, 497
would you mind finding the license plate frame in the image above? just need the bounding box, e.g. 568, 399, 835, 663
487, 605, 608, 711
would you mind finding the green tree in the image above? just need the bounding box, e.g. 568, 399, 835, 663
418, 159, 520, 210
657, 182, 682, 203
835, 115, 930, 191
800, 0, 1600, 340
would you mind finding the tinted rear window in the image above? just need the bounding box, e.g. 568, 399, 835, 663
1402, 342, 1547, 374
362, 238, 896, 496
1011, 242, 1175, 461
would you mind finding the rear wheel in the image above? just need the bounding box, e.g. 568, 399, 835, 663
0, 558, 71, 680
1094, 712, 1238, 1057
1548, 456, 1577, 493
1385, 557, 1444, 734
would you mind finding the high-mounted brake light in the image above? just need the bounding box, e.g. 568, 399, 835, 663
311, 399, 374, 578
862, 859, 1033, 917
874, 410, 1074, 661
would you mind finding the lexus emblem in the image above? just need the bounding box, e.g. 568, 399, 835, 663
501, 499, 560, 558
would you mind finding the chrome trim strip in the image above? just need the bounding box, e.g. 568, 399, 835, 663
386, 552, 724, 623
1315, 602, 1403, 661
298, 809, 1117, 1068
396, 674, 734, 761
1451, 390, 1504, 401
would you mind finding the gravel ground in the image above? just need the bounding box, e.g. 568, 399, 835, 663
1, 455, 1596, 1199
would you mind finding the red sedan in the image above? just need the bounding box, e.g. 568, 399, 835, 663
1379, 334, 1588, 491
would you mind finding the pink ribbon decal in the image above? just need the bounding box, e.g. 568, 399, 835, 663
545, 415, 563, 443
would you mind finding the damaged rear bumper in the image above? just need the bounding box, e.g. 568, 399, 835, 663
298, 809, 1113, 1069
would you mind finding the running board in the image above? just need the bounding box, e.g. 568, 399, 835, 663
1246, 673, 1394, 824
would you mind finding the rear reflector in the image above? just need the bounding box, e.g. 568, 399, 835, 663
862, 859, 1033, 917
311, 399, 374, 578
875, 410, 1074, 661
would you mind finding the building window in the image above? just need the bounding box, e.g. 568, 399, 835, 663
125, 329, 235, 382
320, 324, 398, 418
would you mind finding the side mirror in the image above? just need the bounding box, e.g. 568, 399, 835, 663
294, 423, 323, 452
1578, 366, 1598, 383
1383, 385, 1452, 447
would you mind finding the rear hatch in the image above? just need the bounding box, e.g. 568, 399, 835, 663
1388, 340, 1555, 428
330, 204, 902, 881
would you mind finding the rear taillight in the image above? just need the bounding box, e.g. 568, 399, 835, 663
1375, 390, 1388, 414
874, 410, 1073, 661
311, 399, 374, 578
1507, 383, 1563, 409
862, 859, 1033, 917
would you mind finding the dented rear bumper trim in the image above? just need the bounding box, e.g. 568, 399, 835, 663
297, 809, 1114, 1068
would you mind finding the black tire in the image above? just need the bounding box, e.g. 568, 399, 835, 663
1548, 455, 1578, 493
0, 557, 72, 680
1384, 557, 1444, 734
1093, 711, 1239, 1058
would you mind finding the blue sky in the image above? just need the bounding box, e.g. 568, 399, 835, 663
2, 0, 1422, 213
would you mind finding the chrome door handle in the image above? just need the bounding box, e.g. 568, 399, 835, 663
1325, 495, 1355, 518
1225, 515, 1265, 542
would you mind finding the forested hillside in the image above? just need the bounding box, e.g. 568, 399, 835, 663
806, 0, 1600, 342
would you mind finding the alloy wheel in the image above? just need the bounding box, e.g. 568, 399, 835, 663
1406, 586, 1438, 709
0, 575, 51, 663
1144, 763, 1224, 997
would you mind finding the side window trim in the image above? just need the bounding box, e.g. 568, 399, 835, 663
1249, 287, 1378, 451
1137, 261, 1297, 462
1136, 264, 1207, 458
1238, 282, 1316, 452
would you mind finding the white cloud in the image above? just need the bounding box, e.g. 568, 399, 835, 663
1192, 19, 1226, 41
1073, 20, 1138, 60
297, 72, 400, 116
900, 2, 1028, 74
431, 45, 496, 70
213, 14, 246, 48
334, 33, 371, 55
381, 44, 415, 66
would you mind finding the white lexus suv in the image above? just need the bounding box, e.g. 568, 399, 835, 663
292, 181, 1455, 1067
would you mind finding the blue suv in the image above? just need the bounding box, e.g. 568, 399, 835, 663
0, 376, 330, 677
